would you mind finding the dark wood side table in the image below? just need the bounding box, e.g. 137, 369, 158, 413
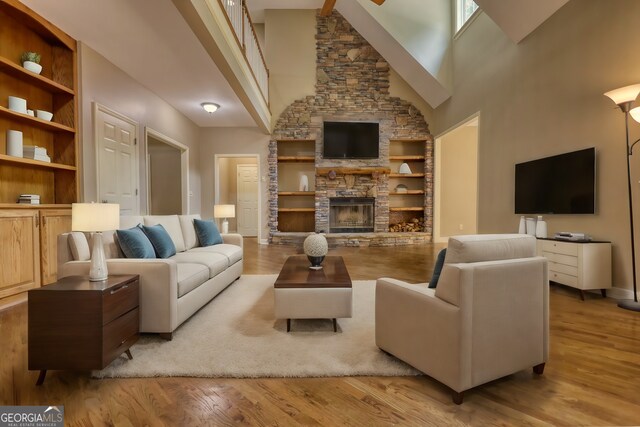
28, 275, 140, 385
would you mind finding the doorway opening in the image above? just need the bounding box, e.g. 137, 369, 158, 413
434, 114, 479, 243
145, 128, 189, 215
215, 155, 260, 237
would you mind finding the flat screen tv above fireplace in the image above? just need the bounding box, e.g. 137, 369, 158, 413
323, 121, 379, 159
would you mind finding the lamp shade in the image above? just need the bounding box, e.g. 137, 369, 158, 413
72, 203, 120, 232
604, 84, 640, 105
631, 107, 640, 124
214, 204, 235, 218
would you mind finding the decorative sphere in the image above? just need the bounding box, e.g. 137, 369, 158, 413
303, 233, 328, 257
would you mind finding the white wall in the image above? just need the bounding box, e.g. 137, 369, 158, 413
432, 0, 640, 294
199, 127, 270, 240
79, 43, 201, 214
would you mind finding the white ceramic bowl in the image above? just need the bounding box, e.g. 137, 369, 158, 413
23, 61, 42, 75
8, 96, 27, 114
36, 110, 53, 121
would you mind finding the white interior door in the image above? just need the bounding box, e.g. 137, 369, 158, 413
236, 164, 258, 236
95, 105, 139, 214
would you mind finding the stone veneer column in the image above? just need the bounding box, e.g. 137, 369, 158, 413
269, 11, 433, 242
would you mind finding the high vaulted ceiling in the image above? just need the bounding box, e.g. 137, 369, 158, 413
21, 0, 569, 129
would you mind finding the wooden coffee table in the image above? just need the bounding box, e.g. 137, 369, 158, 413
274, 255, 352, 332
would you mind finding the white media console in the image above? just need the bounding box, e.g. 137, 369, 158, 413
537, 239, 612, 300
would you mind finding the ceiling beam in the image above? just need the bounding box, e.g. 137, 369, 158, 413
320, 0, 336, 16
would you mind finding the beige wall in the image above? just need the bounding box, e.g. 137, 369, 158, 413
265, 10, 317, 128
265, 9, 434, 128
217, 157, 258, 232
79, 43, 201, 214
199, 127, 270, 240
436, 125, 478, 238
432, 0, 640, 294
148, 138, 182, 215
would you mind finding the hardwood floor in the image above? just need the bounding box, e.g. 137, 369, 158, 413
1, 238, 639, 426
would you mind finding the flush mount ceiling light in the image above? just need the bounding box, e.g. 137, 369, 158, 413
201, 102, 220, 113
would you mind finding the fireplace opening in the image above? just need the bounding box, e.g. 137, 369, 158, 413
329, 197, 375, 233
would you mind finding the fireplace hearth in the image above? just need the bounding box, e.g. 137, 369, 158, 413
329, 197, 375, 233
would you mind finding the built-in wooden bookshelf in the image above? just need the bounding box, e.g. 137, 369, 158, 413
276, 139, 316, 232
0, 0, 78, 301
0, 0, 79, 205
388, 139, 427, 220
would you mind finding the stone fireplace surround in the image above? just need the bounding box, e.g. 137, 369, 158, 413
268, 11, 433, 246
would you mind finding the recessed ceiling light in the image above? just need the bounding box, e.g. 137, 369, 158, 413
201, 102, 220, 113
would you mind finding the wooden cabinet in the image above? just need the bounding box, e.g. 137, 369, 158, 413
276, 139, 316, 232
0, 0, 78, 205
39, 208, 71, 285
0, 209, 40, 298
537, 239, 612, 299
0, 207, 71, 301
28, 275, 140, 384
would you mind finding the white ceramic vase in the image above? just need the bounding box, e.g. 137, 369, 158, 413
518, 216, 526, 234
535, 216, 547, 238
303, 233, 328, 269
525, 217, 537, 236
299, 174, 309, 192
6, 130, 23, 157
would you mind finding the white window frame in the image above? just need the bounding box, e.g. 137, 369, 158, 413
455, 0, 480, 36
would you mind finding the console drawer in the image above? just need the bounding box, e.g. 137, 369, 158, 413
540, 240, 578, 256
542, 251, 578, 267
549, 270, 578, 287
548, 262, 578, 277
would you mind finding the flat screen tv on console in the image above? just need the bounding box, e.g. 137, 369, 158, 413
515, 147, 596, 214
323, 121, 379, 159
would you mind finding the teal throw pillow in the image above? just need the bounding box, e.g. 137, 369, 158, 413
194, 218, 223, 246
428, 248, 447, 289
141, 224, 177, 258
116, 225, 156, 259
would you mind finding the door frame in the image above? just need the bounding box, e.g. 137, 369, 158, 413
145, 127, 190, 214
214, 154, 261, 241
433, 112, 481, 243
93, 102, 140, 213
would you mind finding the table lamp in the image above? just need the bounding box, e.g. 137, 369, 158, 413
72, 202, 120, 281
214, 204, 235, 234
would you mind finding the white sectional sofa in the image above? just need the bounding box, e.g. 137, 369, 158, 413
57, 214, 243, 339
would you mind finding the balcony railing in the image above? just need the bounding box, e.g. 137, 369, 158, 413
219, 0, 269, 105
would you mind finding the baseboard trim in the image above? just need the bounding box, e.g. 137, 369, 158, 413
604, 287, 638, 300
259, 238, 269, 245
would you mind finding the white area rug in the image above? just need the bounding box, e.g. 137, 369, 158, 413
94, 274, 420, 378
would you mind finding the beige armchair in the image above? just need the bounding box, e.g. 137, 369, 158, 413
376, 234, 549, 404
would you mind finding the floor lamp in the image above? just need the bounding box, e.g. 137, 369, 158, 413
605, 84, 640, 312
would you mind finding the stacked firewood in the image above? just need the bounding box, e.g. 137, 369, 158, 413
389, 217, 425, 232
